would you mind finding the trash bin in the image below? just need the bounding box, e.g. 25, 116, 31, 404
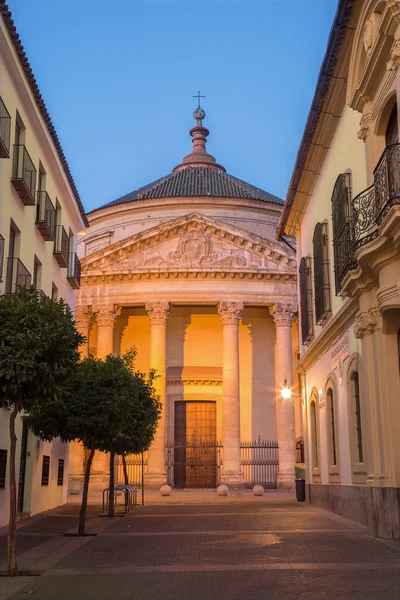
295, 478, 306, 502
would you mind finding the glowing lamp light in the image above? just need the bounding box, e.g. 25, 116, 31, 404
281, 379, 292, 399
77, 230, 86, 236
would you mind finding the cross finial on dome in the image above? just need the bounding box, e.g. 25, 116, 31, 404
193, 91, 206, 122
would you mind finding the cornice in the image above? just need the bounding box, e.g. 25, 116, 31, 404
296, 297, 358, 373
82, 270, 297, 285
167, 379, 222, 387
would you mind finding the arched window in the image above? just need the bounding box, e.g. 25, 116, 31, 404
331, 173, 355, 294
351, 372, 363, 464
313, 222, 331, 324
386, 104, 398, 146
310, 401, 318, 469
327, 388, 337, 466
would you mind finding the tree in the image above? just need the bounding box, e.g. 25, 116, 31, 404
27, 351, 160, 533
104, 350, 161, 516
0, 288, 83, 576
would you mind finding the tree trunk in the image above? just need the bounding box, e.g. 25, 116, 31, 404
122, 454, 129, 485
8, 399, 21, 576
78, 446, 95, 536
108, 452, 115, 517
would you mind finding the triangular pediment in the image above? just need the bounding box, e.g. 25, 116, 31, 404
82, 213, 296, 275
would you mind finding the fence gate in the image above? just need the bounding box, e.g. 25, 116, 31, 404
240, 438, 279, 489
166, 440, 223, 488
115, 452, 147, 487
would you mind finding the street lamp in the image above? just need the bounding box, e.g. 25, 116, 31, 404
281, 379, 292, 399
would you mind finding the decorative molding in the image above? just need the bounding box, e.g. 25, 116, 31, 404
357, 112, 373, 141
145, 302, 170, 325
387, 0, 400, 23
93, 304, 121, 327
296, 298, 358, 373
387, 37, 400, 71
167, 379, 222, 386
268, 303, 297, 327
353, 306, 382, 339
82, 270, 297, 284
217, 301, 244, 325
331, 332, 350, 379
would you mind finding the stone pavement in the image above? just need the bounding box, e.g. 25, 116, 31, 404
1, 490, 399, 599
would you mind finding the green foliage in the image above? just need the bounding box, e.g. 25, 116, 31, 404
0, 287, 83, 411
27, 349, 161, 455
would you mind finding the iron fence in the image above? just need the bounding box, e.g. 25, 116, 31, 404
115, 452, 147, 488
166, 440, 223, 488
240, 438, 279, 489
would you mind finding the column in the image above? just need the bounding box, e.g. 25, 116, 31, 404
145, 302, 170, 488
94, 304, 121, 360
74, 305, 91, 359
269, 303, 297, 490
90, 304, 121, 490
218, 301, 244, 487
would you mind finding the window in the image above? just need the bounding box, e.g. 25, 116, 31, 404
332, 173, 354, 294
327, 389, 337, 466
310, 401, 318, 469
41, 455, 50, 486
5, 223, 18, 295
33, 256, 41, 291
299, 256, 313, 344
352, 372, 363, 464
57, 459, 64, 486
313, 222, 331, 324
51, 283, 58, 302
0, 449, 7, 489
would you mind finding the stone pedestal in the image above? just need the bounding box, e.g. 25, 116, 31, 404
269, 303, 297, 490
218, 301, 244, 487
145, 302, 170, 488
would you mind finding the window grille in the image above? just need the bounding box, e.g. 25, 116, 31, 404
353, 373, 363, 464
327, 390, 337, 466
57, 459, 64, 486
299, 256, 313, 344
310, 402, 318, 468
41, 455, 50, 486
313, 222, 331, 324
0, 449, 7, 488
332, 173, 355, 294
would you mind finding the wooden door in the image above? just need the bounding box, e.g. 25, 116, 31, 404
174, 401, 217, 488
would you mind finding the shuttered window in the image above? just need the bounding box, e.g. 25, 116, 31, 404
313, 222, 331, 324
332, 173, 354, 294
57, 459, 64, 486
299, 256, 313, 345
0, 450, 7, 489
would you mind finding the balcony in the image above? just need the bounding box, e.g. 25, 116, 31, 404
67, 252, 81, 289
53, 225, 69, 267
5, 258, 31, 295
36, 191, 56, 241
0, 97, 11, 158
11, 145, 37, 205
352, 143, 400, 249
0, 234, 4, 283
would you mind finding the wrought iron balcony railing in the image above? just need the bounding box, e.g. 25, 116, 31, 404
54, 225, 69, 267
352, 143, 400, 249
5, 257, 31, 295
0, 234, 4, 283
67, 252, 81, 289
36, 191, 56, 241
0, 97, 11, 158
11, 145, 37, 205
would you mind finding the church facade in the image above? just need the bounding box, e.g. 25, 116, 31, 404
70, 107, 299, 491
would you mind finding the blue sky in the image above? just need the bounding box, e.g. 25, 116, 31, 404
9, 0, 338, 212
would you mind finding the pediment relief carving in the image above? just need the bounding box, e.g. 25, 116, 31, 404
82, 213, 296, 276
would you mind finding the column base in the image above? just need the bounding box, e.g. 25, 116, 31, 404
220, 470, 245, 488
276, 472, 295, 490
144, 471, 168, 490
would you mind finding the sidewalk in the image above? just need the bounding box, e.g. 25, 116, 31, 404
1, 490, 399, 600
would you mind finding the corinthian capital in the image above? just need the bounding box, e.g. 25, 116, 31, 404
93, 304, 121, 327
74, 305, 91, 328
269, 303, 297, 327
145, 302, 170, 325
218, 301, 244, 325
387, 0, 400, 23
